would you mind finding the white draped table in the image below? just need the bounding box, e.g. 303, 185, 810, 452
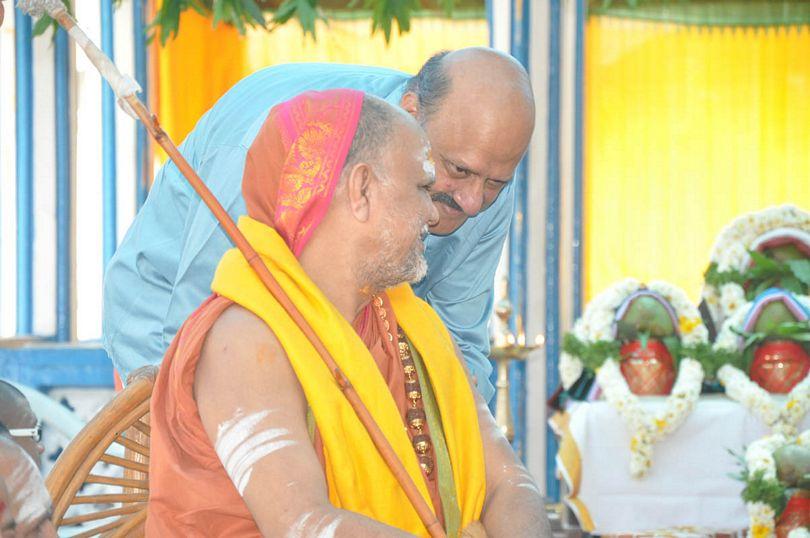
554, 395, 810, 534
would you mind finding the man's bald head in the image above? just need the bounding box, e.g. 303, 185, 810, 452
405, 47, 533, 122
0, 381, 42, 467
401, 47, 535, 235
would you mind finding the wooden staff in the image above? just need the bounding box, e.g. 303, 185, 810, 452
19, 2, 445, 536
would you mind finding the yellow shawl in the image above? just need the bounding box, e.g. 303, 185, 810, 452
211, 217, 486, 536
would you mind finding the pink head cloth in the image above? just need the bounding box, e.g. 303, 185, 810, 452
241, 89, 365, 256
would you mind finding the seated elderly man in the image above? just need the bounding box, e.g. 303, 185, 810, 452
0, 428, 56, 538
0, 382, 55, 537
147, 90, 549, 537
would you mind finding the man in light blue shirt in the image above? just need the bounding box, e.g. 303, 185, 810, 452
103, 48, 535, 403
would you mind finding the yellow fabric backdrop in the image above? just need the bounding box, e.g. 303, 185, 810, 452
155, 12, 487, 144
155, 10, 248, 147
584, 17, 810, 302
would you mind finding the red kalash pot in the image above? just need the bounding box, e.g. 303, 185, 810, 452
749, 340, 810, 394
775, 491, 810, 538
619, 339, 676, 396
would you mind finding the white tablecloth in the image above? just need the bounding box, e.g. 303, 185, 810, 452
555, 395, 810, 534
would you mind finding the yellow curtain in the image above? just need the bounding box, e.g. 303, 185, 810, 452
584, 17, 810, 302
244, 17, 487, 77
155, 13, 487, 145
155, 10, 249, 144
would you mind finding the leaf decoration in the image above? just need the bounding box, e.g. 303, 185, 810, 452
705, 250, 810, 300
31, 0, 457, 45
741, 469, 787, 517
562, 333, 741, 380
787, 259, 810, 287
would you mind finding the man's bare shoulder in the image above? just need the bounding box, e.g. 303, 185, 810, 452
203, 303, 286, 367
194, 303, 305, 414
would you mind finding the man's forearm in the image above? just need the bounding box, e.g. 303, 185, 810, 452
481, 467, 551, 538
266, 505, 415, 538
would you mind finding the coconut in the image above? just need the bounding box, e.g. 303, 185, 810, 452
774, 444, 810, 487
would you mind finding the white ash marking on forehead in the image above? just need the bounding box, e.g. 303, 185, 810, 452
421, 144, 436, 180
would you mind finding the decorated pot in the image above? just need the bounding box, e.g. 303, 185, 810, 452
774, 490, 810, 538
619, 339, 676, 395
749, 340, 810, 394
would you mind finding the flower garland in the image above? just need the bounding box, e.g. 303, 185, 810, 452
742, 431, 810, 538
598, 357, 704, 478
560, 279, 708, 477
716, 295, 810, 437
702, 205, 810, 326
560, 278, 644, 390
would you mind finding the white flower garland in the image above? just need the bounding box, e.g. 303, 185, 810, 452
560, 279, 708, 477
743, 431, 810, 538
716, 296, 810, 437
598, 357, 704, 478
560, 278, 644, 389
702, 205, 810, 326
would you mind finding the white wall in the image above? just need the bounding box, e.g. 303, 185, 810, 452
525, 0, 552, 494
490, 0, 558, 495
0, 2, 140, 341
1, 8, 19, 337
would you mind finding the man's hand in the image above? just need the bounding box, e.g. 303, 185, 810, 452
452, 341, 552, 537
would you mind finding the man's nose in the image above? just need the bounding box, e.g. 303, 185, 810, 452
453, 180, 485, 217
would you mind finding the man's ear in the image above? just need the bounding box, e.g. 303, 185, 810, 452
400, 92, 419, 120
345, 162, 376, 223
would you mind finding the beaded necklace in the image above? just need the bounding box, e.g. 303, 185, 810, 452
371, 295, 436, 477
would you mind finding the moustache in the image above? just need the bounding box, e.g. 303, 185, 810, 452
430, 192, 463, 213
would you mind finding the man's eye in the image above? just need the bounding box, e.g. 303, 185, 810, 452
447, 162, 467, 176
487, 179, 507, 188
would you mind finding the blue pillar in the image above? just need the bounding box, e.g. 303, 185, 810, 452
133, 0, 149, 209
15, 7, 34, 335
573, 0, 586, 317
508, 0, 530, 462
545, 0, 563, 502
55, 27, 72, 341
101, 0, 117, 267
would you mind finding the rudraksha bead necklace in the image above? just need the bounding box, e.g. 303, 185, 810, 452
372, 295, 435, 477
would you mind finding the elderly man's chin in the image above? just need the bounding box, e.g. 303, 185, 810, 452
406, 254, 429, 285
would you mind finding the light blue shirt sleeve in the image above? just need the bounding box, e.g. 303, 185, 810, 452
103, 63, 512, 404
103, 64, 409, 377
412, 182, 514, 403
